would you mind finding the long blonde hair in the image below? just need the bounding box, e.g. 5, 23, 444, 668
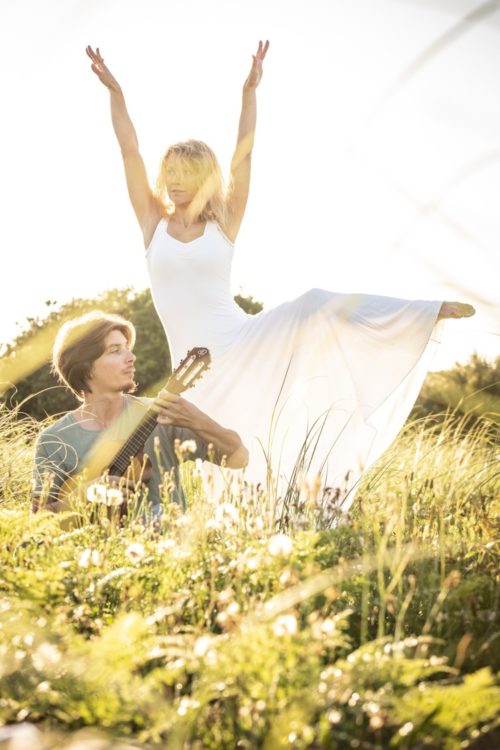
155, 140, 229, 231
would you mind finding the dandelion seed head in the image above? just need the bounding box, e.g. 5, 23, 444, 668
157, 538, 176, 553
86, 483, 107, 504
194, 635, 213, 658
180, 439, 197, 454
125, 542, 146, 563
268, 533, 293, 556
272, 614, 297, 637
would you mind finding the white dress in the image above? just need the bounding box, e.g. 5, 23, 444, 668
146, 219, 443, 509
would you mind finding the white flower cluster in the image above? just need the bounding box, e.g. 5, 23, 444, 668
86, 483, 124, 507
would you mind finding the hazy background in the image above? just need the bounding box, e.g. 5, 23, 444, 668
1, 0, 499, 370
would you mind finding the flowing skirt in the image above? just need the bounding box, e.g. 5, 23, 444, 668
182, 288, 443, 510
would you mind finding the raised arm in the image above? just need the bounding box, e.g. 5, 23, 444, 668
86, 46, 162, 247
225, 40, 269, 243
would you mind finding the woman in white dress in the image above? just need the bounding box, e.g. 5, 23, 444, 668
86, 42, 475, 507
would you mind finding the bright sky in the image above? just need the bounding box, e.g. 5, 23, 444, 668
1, 0, 499, 371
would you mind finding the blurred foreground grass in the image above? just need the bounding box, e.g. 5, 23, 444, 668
0, 404, 498, 749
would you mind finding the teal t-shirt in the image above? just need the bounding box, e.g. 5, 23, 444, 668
33, 396, 207, 510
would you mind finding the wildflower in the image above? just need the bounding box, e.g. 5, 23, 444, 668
217, 589, 234, 605
156, 538, 176, 554
321, 618, 336, 635
125, 542, 146, 563
180, 439, 197, 455
245, 555, 260, 571
194, 635, 213, 658
214, 502, 240, 527
78, 549, 101, 568
87, 482, 106, 503
32, 643, 61, 671
86, 482, 123, 507
272, 614, 297, 637
268, 533, 293, 556
175, 513, 191, 528
328, 709, 342, 724
106, 487, 124, 506
177, 697, 199, 716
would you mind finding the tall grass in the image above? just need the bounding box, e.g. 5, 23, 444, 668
0, 405, 498, 749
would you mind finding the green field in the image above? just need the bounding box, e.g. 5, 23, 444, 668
0, 402, 499, 749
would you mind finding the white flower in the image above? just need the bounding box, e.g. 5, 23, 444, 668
32, 643, 61, 671
78, 548, 102, 568
86, 483, 123, 507
268, 533, 293, 557
86, 483, 107, 504
328, 709, 342, 724
214, 503, 240, 525
78, 549, 91, 568
272, 614, 298, 637
177, 697, 199, 715
194, 635, 213, 658
106, 488, 124, 507
245, 555, 260, 571
180, 439, 197, 455
156, 538, 176, 554
125, 542, 145, 563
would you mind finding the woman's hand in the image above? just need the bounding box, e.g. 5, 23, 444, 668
86, 45, 122, 93
243, 39, 270, 93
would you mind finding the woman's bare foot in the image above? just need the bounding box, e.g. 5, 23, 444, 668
437, 301, 476, 321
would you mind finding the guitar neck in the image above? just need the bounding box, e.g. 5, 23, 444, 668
105, 347, 210, 479
107, 406, 159, 477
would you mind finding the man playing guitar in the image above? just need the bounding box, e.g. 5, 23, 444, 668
32, 311, 248, 516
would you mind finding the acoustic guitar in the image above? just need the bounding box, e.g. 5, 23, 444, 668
59, 347, 211, 505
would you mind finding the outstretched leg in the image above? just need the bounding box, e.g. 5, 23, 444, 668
437, 301, 476, 321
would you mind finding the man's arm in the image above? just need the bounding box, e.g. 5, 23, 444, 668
155, 392, 249, 469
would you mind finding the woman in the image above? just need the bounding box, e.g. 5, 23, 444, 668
86, 42, 475, 507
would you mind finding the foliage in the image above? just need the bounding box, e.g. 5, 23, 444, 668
411, 353, 500, 427
0, 405, 498, 748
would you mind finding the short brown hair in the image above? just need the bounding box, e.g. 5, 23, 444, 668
52, 311, 136, 399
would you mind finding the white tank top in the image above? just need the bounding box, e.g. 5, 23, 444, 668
145, 219, 248, 365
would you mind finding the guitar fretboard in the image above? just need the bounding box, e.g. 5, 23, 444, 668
107, 407, 158, 477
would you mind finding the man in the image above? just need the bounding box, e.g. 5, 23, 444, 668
32, 311, 248, 516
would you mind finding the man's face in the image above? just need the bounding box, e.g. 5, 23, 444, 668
87, 330, 136, 394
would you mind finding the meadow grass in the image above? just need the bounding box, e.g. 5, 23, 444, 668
0, 403, 498, 749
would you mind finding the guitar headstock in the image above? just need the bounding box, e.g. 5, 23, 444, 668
166, 347, 211, 395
